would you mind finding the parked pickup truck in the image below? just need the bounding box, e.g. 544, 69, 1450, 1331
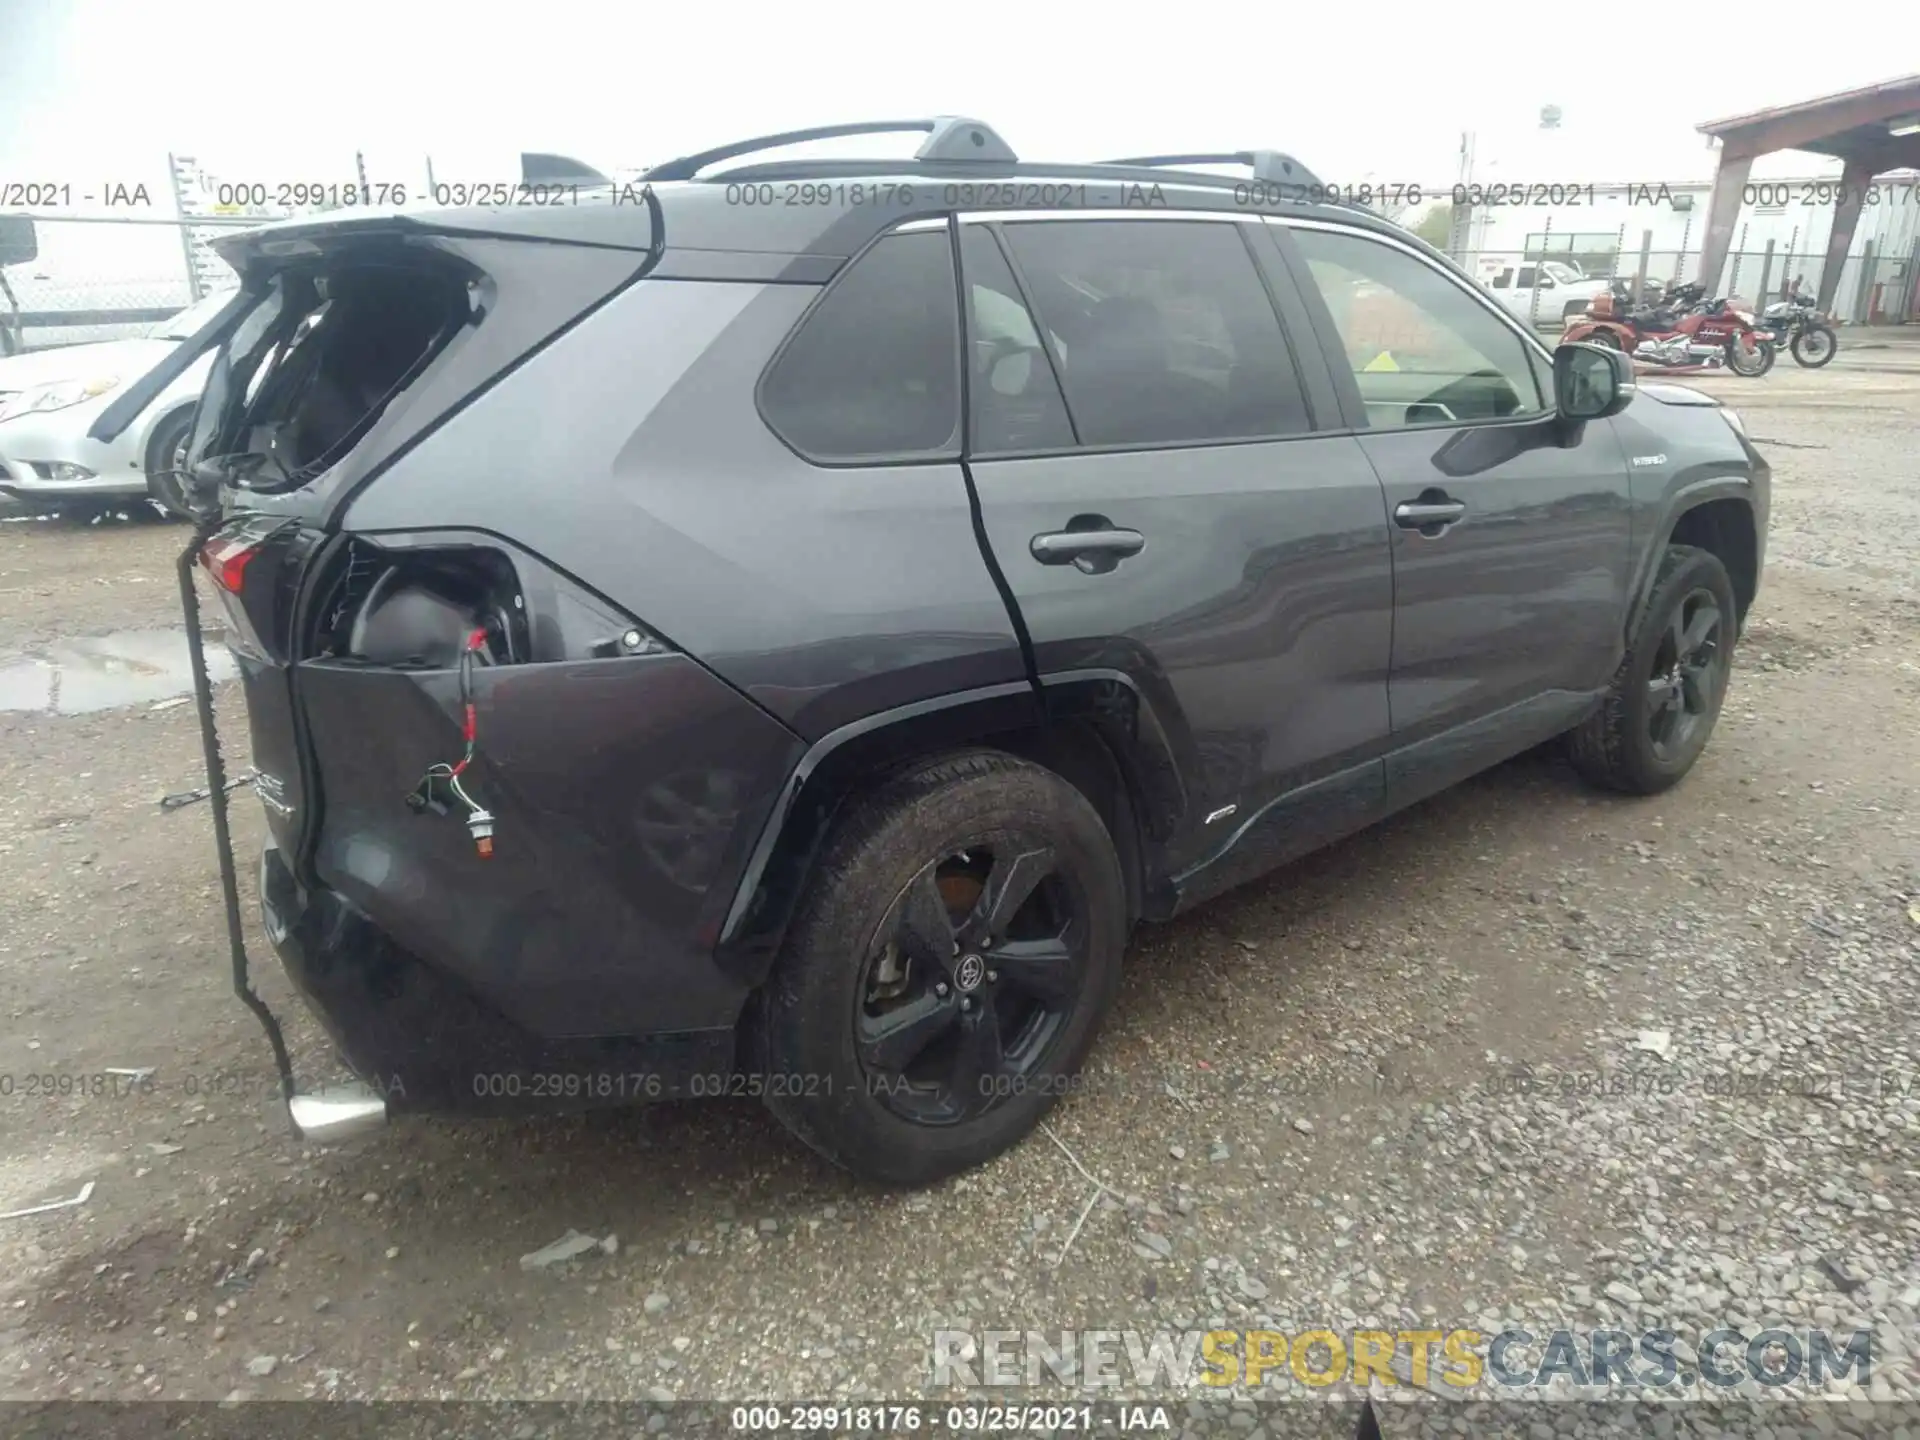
1478, 258, 1612, 328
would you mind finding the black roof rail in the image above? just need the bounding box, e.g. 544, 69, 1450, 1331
646, 117, 1017, 182
1096, 150, 1325, 192
521, 152, 613, 187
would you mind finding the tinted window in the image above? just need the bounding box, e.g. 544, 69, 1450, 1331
959, 225, 1075, 453
1292, 227, 1547, 425
998, 220, 1310, 447
761, 232, 960, 461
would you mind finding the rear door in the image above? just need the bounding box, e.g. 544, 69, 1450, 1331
960, 213, 1395, 881
1271, 219, 1634, 805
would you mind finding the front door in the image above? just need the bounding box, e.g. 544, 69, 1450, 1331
1274, 221, 1634, 806
958, 214, 1395, 881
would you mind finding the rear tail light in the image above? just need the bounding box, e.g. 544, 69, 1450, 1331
196, 517, 308, 661
200, 535, 261, 594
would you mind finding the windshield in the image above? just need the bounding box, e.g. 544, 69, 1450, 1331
1542, 262, 1582, 285
152, 289, 241, 341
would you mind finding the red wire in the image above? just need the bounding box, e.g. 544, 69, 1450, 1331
448, 629, 488, 776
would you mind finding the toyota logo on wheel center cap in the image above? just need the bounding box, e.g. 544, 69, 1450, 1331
954, 953, 986, 992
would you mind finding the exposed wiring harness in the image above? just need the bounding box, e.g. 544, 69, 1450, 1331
406, 626, 496, 856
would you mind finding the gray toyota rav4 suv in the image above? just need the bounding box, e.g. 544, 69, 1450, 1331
93, 119, 1768, 1186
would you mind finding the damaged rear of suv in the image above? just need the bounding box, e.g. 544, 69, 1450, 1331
107, 176, 819, 1123
96, 119, 1767, 1187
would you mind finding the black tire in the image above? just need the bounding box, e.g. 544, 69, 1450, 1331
756, 750, 1127, 1186
1726, 336, 1775, 377
1567, 545, 1738, 795
1791, 324, 1837, 368
143, 408, 196, 521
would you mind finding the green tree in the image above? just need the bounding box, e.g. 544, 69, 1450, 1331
1413, 203, 1454, 249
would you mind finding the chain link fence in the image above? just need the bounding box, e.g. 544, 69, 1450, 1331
0, 212, 255, 353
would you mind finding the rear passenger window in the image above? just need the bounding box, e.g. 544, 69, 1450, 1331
998, 220, 1310, 448
959, 225, 1076, 454
760, 232, 960, 462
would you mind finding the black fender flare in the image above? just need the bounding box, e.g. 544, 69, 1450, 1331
1624, 475, 1757, 642
712, 670, 1189, 989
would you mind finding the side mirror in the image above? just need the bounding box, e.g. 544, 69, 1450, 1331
0, 215, 38, 267
1554, 341, 1634, 420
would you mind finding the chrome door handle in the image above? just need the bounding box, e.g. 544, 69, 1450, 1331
1029, 528, 1146, 563
1393, 499, 1467, 535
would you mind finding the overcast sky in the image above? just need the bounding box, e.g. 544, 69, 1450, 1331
4, 0, 1920, 202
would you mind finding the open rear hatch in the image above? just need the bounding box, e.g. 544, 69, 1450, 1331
90, 191, 676, 1112
173, 203, 665, 865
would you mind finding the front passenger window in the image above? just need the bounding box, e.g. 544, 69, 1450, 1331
1293, 227, 1547, 426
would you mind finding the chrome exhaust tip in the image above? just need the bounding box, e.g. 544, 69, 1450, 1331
288, 1083, 388, 1143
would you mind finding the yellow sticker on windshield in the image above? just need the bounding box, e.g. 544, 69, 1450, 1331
1362, 351, 1400, 372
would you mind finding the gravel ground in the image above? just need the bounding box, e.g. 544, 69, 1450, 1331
0, 344, 1916, 1434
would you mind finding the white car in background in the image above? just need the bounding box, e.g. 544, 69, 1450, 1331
0, 290, 234, 518
1477, 259, 1611, 328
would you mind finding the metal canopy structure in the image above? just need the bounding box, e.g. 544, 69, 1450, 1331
1695, 74, 1920, 312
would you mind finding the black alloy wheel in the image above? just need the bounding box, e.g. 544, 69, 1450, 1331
1567, 544, 1739, 795
1643, 587, 1726, 765
757, 750, 1127, 1186
855, 842, 1084, 1126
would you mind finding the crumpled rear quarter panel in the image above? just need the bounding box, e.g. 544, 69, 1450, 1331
295, 650, 803, 1038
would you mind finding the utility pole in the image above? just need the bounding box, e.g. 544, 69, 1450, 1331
1447, 130, 1476, 260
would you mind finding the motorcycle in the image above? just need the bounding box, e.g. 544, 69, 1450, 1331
1756, 288, 1838, 368
1561, 280, 1775, 377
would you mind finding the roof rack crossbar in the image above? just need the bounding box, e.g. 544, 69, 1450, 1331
647, 117, 1017, 182
1096, 151, 1325, 191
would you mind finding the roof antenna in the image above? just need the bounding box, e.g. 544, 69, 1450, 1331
521, 152, 612, 187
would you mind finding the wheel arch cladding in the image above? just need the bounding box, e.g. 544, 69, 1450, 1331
1667, 497, 1758, 627
714, 675, 1187, 993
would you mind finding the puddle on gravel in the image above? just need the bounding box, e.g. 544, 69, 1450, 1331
0, 629, 235, 715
